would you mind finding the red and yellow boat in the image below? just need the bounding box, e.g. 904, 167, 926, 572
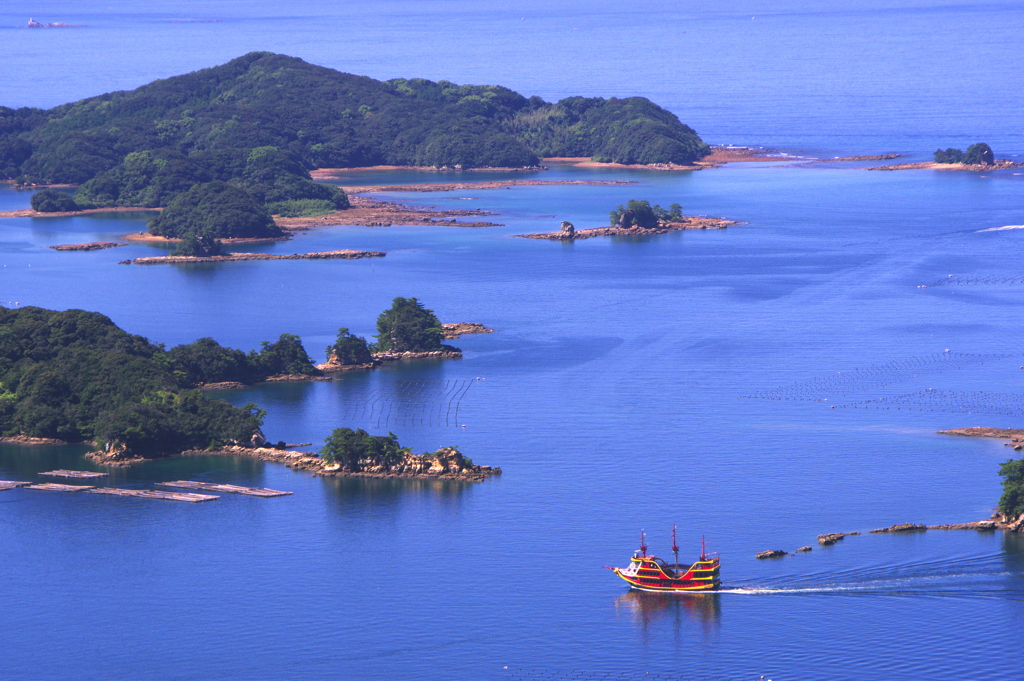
606, 528, 720, 592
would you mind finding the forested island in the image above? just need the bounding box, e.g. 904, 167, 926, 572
519, 198, 737, 240
0, 298, 475, 468
1, 51, 710, 243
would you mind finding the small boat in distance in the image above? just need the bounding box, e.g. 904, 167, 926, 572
606, 526, 721, 592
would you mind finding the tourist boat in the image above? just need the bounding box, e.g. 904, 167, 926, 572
606, 527, 720, 592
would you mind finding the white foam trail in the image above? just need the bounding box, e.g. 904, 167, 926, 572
977, 225, 1024, 232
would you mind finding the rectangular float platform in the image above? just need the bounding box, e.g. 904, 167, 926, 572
0, 480, 30, 491
40, 469, 107, 479
157, 480, 292, 497
25, 483, 95, 492
85, 487, 218, 503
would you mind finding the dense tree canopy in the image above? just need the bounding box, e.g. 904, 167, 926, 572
147, 180, 282, 239
934, 142, 994, 165
30, 188, 79, 212
609, 200, 683, 228
327, 328, 373, 365
1, 52, 710, 191
0, 306, 263, 456
374, 297, 444, 353
320, 427, 405, 471
167, 333, 318, 384
999, 458, 1024, 519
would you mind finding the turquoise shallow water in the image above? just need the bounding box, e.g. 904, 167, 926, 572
3, 2, 1024, 680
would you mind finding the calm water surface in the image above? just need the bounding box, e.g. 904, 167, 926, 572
2, 2, 1024, 680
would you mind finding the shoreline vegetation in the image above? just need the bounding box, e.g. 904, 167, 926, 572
517, 216, 737, 240
0, 300, 488, 469
867, 159, 1023, 171
938, 427, 1024, 531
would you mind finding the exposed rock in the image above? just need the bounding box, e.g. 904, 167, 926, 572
517, 216, 738, 240
264, 373, 329, 383
373, 346, 462, 362
0, 434, 69, 446
559, 221, 575, 238
756, 549, 787, 559
85, 441, 147, 467
181, 444, 500, 482
198, 381, 248, 391
927, 521, 996, 531
441, 322, 494, 339
796, 546, 812, 552
316, 353, 377, 373
127, 249, 385, 265
817, 531, 860, 545
50, 242, 126, 251
617, 210, 636, 228
869, 523, 928, 534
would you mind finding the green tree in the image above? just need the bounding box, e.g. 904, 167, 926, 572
999, 458, 1024, 519
147, 180, 282, 239
172, 231, 226, 257
610, 200, 660, 228
0, 306, 264, 457
319, 427, 403, 471
30, 189, 78, 212
327, 328, 372, 365
374, 297, 443, 353
933, 148, 963, 164
251, 333, 317, 376
962, 142, 994, 165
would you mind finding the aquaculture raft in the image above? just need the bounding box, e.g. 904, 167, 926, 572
85, 487, 217, 503
606, 529, 721, 592
157, 480, 292, 497
25, 483, 95, 492
40, 469, 107, 479
0, 480, 30, 491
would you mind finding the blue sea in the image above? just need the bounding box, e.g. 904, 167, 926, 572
2, 2, 1024, 680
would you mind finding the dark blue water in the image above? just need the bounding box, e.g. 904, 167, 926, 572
3, 3, 1024, 680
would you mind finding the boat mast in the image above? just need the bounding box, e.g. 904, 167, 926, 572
672, 524, 679, 567
701, 534, 708, 561
639, 529, 647, 557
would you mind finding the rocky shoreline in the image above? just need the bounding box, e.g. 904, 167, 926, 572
276, 194, 503, 230
441, 322, 493, 339
316, 346, 463, 373
938, 426, 1024, 450
755, 517, 1018, 558
50, 241, 127, 251
342, 179, 633, 194
867, 159, 1023, 171
176, 444, 500, 482
123, 249, 385, 265
518, 216, 738, 241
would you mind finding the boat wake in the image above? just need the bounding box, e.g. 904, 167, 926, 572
977, 224, 1024, 232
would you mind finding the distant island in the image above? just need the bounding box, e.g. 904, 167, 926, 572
25, 18, 81, 28
518, 199, 738, 240
1, 51, 710, 246
0, 298, 483, 468
867, 142, 1022, 171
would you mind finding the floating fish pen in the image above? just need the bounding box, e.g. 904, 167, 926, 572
835, 388, 1024, 417
157, 480, 291, 497
40, 469, 107, 479
25, 483, 95, 492
0, 480, 30, 491
337, 379, 475, 428
743, 351, 1014, 402
85, 487, 217, 503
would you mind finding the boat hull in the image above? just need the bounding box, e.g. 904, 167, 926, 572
611, 554, 721, 592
